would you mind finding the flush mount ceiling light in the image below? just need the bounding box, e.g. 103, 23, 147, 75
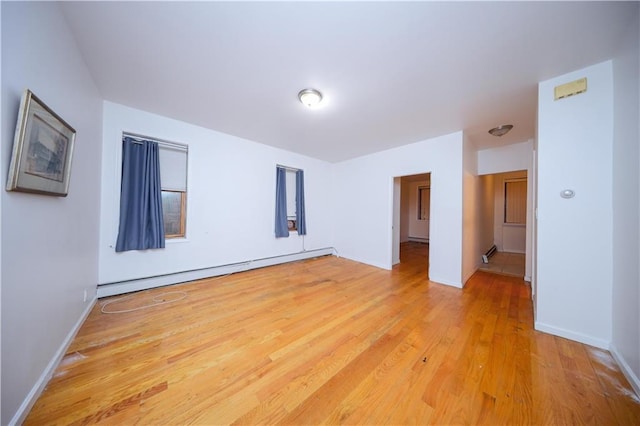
298, 88, 323, 108
488, 124, 514, 137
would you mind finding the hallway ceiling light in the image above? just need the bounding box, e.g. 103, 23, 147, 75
298, 88, 323, 108
488, 124, 513, 137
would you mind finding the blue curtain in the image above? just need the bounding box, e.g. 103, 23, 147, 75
296, 169, 307, 235
115, 137, 165, 252
275, 166, 289, 238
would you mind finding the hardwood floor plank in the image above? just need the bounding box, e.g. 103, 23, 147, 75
317, 326, 416, 425
24, 243, 640, 425
271, 327, 408, 425
586, 346, 640, 425
73, 381, 168, 425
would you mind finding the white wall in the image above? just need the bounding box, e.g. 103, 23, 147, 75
478, 140, 533, 175
462, 136, 480, 284
1, 2, 102, 424
611, 5, 640, 394
99, 102, 334, 286
333, 132, 464, 287
536, 61, 613, 348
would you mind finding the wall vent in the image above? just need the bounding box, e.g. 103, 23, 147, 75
554, 78, 587, 100
482, 244, 497, 264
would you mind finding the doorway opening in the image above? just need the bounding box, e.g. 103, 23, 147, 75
393, 173, 431, 275
476, 170, 528, 278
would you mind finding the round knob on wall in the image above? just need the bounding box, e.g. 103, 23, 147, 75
560, 189, 575, 199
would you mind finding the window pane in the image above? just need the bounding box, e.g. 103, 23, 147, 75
505, 180, 527, 224
159, 145, 187, 191
285, 169, 296, 218
418, 186, 430, 220
162, 190, 186, 237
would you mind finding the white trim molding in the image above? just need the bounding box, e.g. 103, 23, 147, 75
98, 248, 335, 298
10, 298, 97, 425
534, 321, 609, 349
610, 344, 640, 399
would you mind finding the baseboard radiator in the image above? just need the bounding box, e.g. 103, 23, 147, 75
97, 247, 335, 298
482, 245, 497, 264
407, 236, 429, 243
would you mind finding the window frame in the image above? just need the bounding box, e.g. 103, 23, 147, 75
161, 189, 187, 238
503, 178, 527, 225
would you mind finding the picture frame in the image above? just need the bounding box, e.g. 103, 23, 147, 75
6, 89, 76, 196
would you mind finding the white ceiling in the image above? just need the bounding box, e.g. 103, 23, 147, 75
60, 1, 637, 162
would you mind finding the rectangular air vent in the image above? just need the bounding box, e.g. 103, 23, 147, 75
554, 78, 587, 100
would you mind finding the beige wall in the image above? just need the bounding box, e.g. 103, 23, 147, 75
478, 174, 495, 253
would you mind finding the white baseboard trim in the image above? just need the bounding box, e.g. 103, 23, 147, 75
98, 248, 335, 298
534, 321, 609, 349
429, 275, 463, 289
609, 343, 640, 399
407, 237, 429, 243
10, 297, 97, 425
334, 253, 391, 271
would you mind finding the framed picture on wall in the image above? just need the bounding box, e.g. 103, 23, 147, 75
6, 89, 76, 196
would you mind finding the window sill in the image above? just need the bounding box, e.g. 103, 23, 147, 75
166, 237, 189, 244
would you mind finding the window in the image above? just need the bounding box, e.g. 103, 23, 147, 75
285, 169, 297, 231
161, 191, 186, 238
158, 143, 188, 238
275, 165, 306, 238
504, 179, 526, 224
418, 186, 430, 220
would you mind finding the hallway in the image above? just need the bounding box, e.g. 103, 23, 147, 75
478, 251, 526, 278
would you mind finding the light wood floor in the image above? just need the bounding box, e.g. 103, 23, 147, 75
26, 242, 640, 424
478, 251, 525, 278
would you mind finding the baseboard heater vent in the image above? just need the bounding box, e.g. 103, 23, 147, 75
407, 237, 429, 244
482, 245, 497, 264
97, 247, 335, 298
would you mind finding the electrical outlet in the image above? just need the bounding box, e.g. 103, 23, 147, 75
83, 289, 88, 302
